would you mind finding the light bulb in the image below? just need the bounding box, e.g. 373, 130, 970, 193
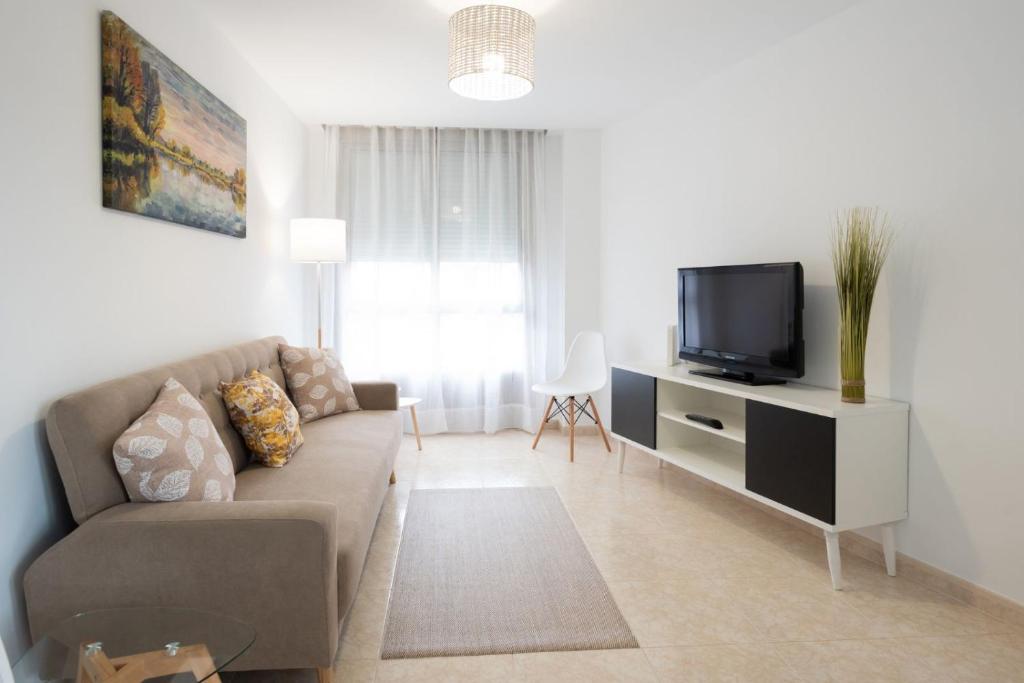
481, 53, 505, 74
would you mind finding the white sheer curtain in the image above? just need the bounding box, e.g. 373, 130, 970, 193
323, 125, 561, 434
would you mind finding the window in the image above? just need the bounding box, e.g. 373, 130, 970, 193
328, 126, 549, 433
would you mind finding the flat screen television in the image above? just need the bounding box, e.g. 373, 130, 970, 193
677, 262, 804, 385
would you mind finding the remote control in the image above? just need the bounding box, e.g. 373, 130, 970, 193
685, 413, 724, 430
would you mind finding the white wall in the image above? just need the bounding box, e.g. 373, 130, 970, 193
601, 0, 1024, 604
547, 130, 603, 356
543, 131, 567, 370
0, 1, 307, 657
561, 131, 603, 347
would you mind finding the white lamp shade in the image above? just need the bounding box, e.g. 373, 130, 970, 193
448, 5, 535, 101
290, 218, 347, 263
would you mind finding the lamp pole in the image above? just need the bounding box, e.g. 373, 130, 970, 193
316, 261, 324, 349
290, 218, 346, 351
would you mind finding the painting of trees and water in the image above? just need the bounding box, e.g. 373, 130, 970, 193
101, 11, 246, 237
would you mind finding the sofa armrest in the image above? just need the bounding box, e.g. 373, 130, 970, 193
353, 381, 399, 410
24, 500, 339, 670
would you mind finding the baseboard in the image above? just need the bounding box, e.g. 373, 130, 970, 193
837, 532, 1024, 629
648, 450, 1024, 630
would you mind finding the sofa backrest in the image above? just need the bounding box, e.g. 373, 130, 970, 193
46, 336, 288, 525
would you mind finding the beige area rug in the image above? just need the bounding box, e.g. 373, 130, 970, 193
380, 487, 638, 659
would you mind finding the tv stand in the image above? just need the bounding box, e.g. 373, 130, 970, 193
610, 361, 909, 591
688, 368, 786, 386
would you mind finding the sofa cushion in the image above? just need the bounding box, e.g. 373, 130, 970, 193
220, 371, 304, 468
113, 378, 236, 503
233, 409, 402, 618
279, 344, 360, 423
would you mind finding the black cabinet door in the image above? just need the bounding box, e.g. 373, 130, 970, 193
745, 401, 836, 524
611, 368, 656, 449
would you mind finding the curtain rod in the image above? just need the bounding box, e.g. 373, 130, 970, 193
320, 124, 548, 134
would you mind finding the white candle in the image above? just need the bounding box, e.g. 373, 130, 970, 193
667, 324, 679, 367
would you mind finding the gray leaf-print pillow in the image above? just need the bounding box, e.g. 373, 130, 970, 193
278, 344, 360, 423
112, 378, 236, 503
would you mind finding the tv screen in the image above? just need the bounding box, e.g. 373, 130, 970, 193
677, 263, 803, 383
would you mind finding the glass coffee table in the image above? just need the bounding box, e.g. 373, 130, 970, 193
14, 607, 255, 683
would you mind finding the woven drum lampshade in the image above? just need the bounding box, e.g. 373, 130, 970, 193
448, 5, 535, 101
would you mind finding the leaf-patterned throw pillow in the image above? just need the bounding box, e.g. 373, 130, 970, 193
279, 344, 360, 423
219, 370, 303, 467
112, 378, 236, 503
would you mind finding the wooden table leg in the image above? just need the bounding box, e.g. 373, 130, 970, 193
81, 643, 222, 683
409, 405, 422, 451
76, 647, 90, 683
186, 645, 221, 683
79, 644, 117, 683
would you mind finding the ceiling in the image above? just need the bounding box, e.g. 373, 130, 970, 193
196, 0, 860, 129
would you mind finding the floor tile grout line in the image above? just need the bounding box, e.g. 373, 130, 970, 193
630, 645, 661, 682
542, 433, 1019, 628
336, 432, 1021, 676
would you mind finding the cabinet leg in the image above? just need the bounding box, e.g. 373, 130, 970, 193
658, 458, 665, 469
881, 523, 897, 576
617, 440, 626, 473
824, 530, 843, 590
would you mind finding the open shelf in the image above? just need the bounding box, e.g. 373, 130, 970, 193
611, 360, 912, 591
658, 407, 746, 444
659, 443, 746, 493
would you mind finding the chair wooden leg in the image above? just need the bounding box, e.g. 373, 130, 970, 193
531, 396, 556, 450
316, 668, 332, 683
587, 395, 612, 452
568, 395, 575, 463
389, 471, 396, 485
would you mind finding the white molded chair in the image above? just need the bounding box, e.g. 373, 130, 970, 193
531, 331, 613, 461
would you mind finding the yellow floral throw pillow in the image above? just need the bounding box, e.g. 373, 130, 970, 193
220, 371, 303, 467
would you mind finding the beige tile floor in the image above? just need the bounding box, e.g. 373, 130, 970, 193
239, 430, 1024, 682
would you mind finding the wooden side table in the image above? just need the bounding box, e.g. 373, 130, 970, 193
399, 397, 423, 451
13, 607, 253, 683
77, 642, 219, 683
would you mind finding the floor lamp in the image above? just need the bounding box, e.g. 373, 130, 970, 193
290, 218, 347, 349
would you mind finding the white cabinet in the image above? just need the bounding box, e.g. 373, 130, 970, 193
610, 362, 909, 590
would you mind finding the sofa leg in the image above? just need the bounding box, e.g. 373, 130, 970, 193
389, 470, 396, 485
316, 667, 333, 683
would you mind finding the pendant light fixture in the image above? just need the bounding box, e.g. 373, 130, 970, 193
448, 5, 535, 101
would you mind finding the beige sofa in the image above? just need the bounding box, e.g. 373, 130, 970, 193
23, 337, 402, 675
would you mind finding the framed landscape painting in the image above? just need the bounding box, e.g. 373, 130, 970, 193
101, 11, 247, 237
